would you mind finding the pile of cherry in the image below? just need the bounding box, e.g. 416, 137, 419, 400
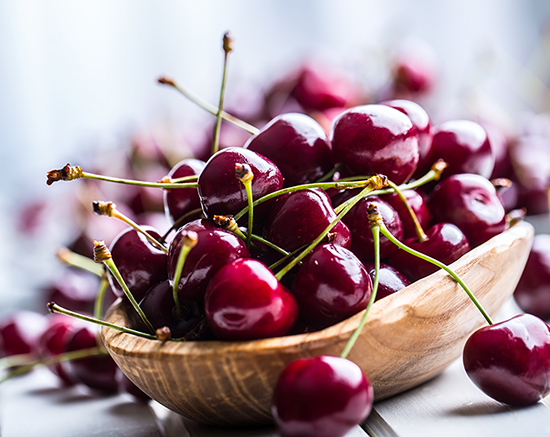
2, 46, 550, 435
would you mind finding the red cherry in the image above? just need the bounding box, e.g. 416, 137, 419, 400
290, 244, 372, 329
204, 258, 298, 340
0, 311, 47, 357
463, 314, 550, 406
272, 355, 373, 437
363, 262, 411, 301
331, 104, 420, 185
163, 158, 205, 224
384, 189, 431, 240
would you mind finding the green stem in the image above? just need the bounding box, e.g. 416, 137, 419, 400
212, 37, 231, 156
56, 247, 105, 277
171, 174, 199, 183
81, 172, 198, 189
172, 242, 196, 318
159, 207, 204, 243
250, 234, 289, 257
387, 180, 427, 242
341, 225, 380, 359
93, 276, 110, 320
243, 179, 254, 246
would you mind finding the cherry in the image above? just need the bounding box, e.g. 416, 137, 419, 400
204, 258, 298, 340
167, 219, 250, 302
272, 355, 373, 437
331, 104, 420, 185
0, 311, 48, 357
514, 234, 550, 320
381, 99, 433, 179
108, 226, 168, 302
341, 196, 403, 262
363, 262, 410, 301
163, 158, 205, 224
264, 188, 351, 253
197, 147, 283, 218
117, 371, 150, 403
386, 222, 470, 282
463, 314, 550, 406
430, 120, 494, 179
244, 113, 334, 187
429, 173, 506, 247
290, 244, 372, 329
64, 325, 119, 394
384, 189, 430, 240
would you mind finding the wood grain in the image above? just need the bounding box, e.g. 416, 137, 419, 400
101, 221, 534, 426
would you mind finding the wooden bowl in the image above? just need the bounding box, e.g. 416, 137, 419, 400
101, 221, 534, 426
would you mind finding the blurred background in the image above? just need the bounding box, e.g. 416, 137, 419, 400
1, 0, 550, 314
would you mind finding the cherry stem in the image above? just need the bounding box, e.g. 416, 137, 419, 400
93, 241, 155, 333
48, 302, 157, 340
171, 231, 198, 318
275, 174, 388, 281
235, 163, 254, 246
369, 206, 494, 325
171, 174, 199, 183
93, 201, 168, 254
233, 179, 378, 223
56, 247, 105, 277
341, 224, 380, 359
46, 164, 198, 189
212, 32, 233, 156
268, 245, 306, 271
159, 208, 204, 243
0, 346, 106, 384
93, 276, 110, 320
157, 77, 260, 135
387, 180, 428, 242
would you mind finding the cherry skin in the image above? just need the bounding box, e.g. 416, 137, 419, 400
108, 226, 168, 303
272, 355, 373, 437
430, 120, 494, 179
514, 234, 550, 320
384, 189, 431, 240
463, 314, 550, 406
204, 258, 298, 341
264, 188, 351, 253
244, 113, 334, 187
386, 222, 470, 282
290, 243, 372, 330
363, 262, 411, 301
163, 158, 205, 224
429, 173, 506, 247
167, 219, 250, 303
197, 147, 283, 218
0, 311, 48, 357
64, 325, 119, 394
330, 104, 420, 185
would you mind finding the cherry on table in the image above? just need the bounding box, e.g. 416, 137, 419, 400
0, 310, 48, 357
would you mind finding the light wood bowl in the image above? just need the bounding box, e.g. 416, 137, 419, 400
101, 221, 534, 426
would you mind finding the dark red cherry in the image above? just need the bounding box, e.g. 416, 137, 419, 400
244, 113, 334, 187
264, 188, 351, 253
430, 120, 494, 179
386, 222, 470, 282
272, 355, 373, 437
0, 311, 47, 357
390, 39, 438, 96
204, 258, 298, 340
342, 196, 403, 262
168, 219, 249, 302
197, 147, 283, 218
429, 173, 506, 247
363, 262, 411, 301
463, 314, 550, 406
381, 99, 433, 179
514, 234, 550, 320
331, 104, 419, 184
117, 371, 150, 403
108, 226, 168, 302
65, 325, 119, 394
384, 189, 430, 240
163, 158, 205, 224
290, 244, 372, 329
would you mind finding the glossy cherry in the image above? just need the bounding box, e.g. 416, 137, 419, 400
290, 244, 372, 329
272, 355, 373, 437
514, 234, 550, 320
244, 113, 334, 187
384, 189, 430, 240
386, 222, 470, 282
163, 158, 205, 224
0, 311, 48, 357
108, 226, 168, 302
167, 219, 249, 302
363, 262, 410, 301
463, 314, 550, 406
197, 147, 283, 217
204, 258, 298, 340
264, 188, 351, 252
430, 120, 494, 179
331, 104, 420, 184
429, 173, 506, 247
